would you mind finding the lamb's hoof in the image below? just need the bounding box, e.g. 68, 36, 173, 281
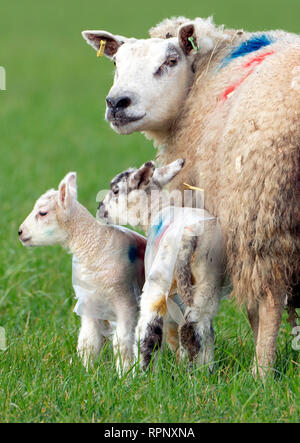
180, 321, 201, 361
140, 317, 163, 370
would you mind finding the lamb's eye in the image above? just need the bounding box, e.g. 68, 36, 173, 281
113, 187, 119, 195
39, 211, 48, 217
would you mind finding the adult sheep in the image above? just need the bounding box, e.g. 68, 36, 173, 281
82, 17, 300, 376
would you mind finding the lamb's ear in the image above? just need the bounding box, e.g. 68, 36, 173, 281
153, 159, 185, 187
130, 162, 155, 189
178, 23, 198, 55
58, 172, 77, 210
82, 30, 127, 59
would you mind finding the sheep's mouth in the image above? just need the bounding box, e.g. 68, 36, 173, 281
108, 113, 146, 127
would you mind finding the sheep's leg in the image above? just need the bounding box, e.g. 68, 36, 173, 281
246, 300, 259, 344
253, 289, 284, 378
77, 316, 106, 369
114, 304, 138, 375
135, 283, 165, 370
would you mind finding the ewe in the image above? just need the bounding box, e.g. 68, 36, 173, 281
19, 172, 146, 372
99, 159, 225, 370
83, 17, 300, 376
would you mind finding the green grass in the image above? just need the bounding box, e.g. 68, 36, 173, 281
0, 0, 299, 423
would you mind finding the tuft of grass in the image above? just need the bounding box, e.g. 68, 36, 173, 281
0, 0, 299, 423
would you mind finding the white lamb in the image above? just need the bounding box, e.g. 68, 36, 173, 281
18, 172, 146, 372
99, 160, 225, 370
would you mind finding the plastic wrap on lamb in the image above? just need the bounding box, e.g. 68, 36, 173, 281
144, 206, 216, 324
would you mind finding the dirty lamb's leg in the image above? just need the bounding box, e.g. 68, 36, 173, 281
175, 235, 199, 362
113, 303, 138, 375
179, 288, 219, 371
135, 228, 180, 370
77, 316, 106, 369
135, 282, 166, 370
176, 235, 220, 370
253, 288, 285, 378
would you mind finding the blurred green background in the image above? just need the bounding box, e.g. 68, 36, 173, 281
0, 0, 299, 423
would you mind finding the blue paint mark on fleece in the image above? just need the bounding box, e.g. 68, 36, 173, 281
128, 245, 138, 263
219, 34, 274, 69
154, 218, 164, 237
147, 216, 165, 247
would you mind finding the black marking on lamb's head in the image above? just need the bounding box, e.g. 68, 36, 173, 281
110, 168, 136, 189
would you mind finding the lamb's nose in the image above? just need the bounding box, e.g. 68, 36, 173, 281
18, 229, 23, 237
106, 96, 132, 111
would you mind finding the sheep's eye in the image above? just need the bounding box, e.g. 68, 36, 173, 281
155, 56, 179, 76
39, 211, 48, 217
113, 187, 119, 195
155, 65, 165, 76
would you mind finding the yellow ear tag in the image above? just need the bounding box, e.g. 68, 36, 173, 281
97, 40, 106, 58
183, 182, 204, 192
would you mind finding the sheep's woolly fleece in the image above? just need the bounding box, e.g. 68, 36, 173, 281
149, 16, 230, 53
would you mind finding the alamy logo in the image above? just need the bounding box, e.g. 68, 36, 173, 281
0, 327, 6, 350
0, 67, 6, 91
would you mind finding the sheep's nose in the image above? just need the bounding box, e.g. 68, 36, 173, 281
18, 228, 23, 237
106, 96, 132, 111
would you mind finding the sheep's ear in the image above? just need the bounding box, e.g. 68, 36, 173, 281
178, 23, 198, 55
58, 172, 77, 210
153, 159, 185, 187
82, 30, 127, 59
179, 18, 228, 56
130, 162, 155, 189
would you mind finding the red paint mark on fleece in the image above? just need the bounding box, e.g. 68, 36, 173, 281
154, 223, 172, 249
243, 50, 275, 68
220, 50, 275, 102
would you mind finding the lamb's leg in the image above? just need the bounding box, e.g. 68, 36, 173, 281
253, 288, 284, 378
176, 236, 221, 370
135, 283, 165, 370
77, 316, 106, 369
179, 300, 218, 371
113, 304, 138, 375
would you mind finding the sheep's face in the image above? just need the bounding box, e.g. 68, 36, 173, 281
82, 23, 206, 136
105, 38, 192, 135
19, 173, 77, 247
98, 159, 184, 226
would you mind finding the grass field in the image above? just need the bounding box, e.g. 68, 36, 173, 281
0, 0, 299, 423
